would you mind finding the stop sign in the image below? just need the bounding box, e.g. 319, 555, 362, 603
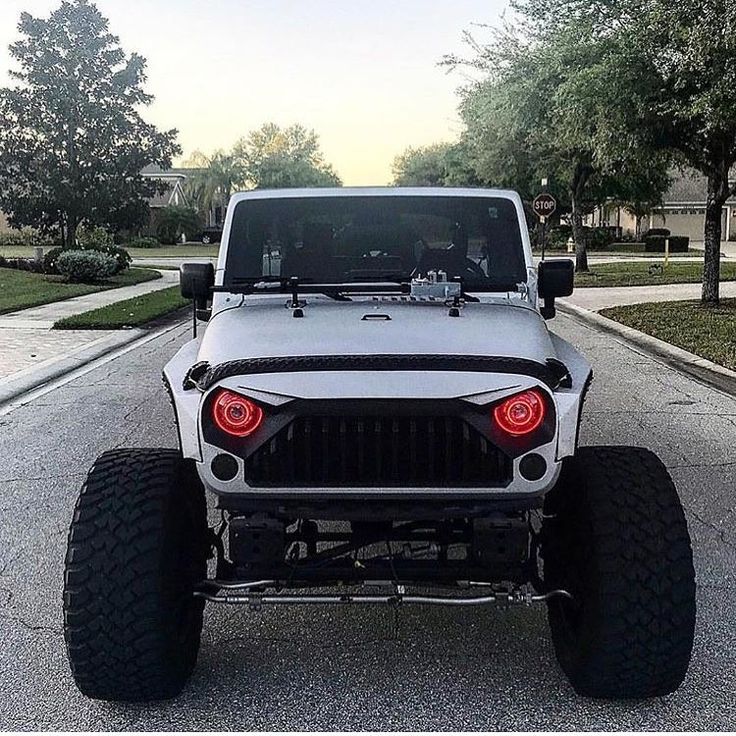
532, 193, 557, 220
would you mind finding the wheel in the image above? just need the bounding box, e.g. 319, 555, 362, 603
63, 448, 209, 701
542, 446, 696, 699
201, 234, 211, 244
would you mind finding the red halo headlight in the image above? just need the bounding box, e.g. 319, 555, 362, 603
211, 389, 264, 437
493, 389, 546, 436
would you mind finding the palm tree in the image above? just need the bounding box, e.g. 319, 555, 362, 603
183, 150, 246, 224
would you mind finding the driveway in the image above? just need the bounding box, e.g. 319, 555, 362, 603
0, 315, 734, 729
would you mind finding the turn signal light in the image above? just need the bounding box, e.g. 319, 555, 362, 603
493, 389, 546, 436
212, 390, 264, 437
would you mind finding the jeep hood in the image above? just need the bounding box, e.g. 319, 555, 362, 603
197, 299, 557, 366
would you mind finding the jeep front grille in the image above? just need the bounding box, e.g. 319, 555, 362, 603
245, 415, 512, 488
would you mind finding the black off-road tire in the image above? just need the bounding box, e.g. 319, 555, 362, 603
63, 448, 209, 702
543, 446, 696, 699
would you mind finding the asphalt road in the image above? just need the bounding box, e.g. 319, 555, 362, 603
1, 315, 735, 730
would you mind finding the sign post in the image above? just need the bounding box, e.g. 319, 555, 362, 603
532, 193, 557, 260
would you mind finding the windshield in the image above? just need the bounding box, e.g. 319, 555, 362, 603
224, 194, 527, 291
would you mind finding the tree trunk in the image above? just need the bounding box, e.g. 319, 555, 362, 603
65, 215, 78, 249
571, 193, 588, 272
702, 174, 727, 305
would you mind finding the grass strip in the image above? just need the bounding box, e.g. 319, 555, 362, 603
600, 299, 736, 372
575, 261, 736, 288
54, 285, 188, 330
0, 244, 218, 259
0, 267, 160, 315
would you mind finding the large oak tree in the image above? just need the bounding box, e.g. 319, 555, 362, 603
448, 19, 670, 272
514, 0, 736, 304
0, 0, 180, 247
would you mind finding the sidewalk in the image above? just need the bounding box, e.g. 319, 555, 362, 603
0, 268, 179, 329
0, 268, 180, 390
564, 280, 736, 311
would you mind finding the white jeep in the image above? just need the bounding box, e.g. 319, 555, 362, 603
63, 188, 696, 702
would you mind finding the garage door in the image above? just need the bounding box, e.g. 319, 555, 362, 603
651, 210, 727, 241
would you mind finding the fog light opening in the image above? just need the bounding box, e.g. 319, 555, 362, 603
519, 453, 547, 482
211, 453, 239, 482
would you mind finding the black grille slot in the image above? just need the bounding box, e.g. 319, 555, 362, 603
245, 415, 511, 488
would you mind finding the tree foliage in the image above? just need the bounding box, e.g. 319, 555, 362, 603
391, 142, 478, 187
0, 0, 180, 247
183, 150, 245, 218
510, 0, 736, 303
448, 18, 670, 271
156, 205, 201, 245
234, 123, 341, 189
183, 124, 341, 218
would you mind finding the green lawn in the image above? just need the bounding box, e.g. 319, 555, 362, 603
600, 299, 736, 372
54, 285, 189, 329
0, 267, 160, 315
591, 250, 699, 259
575, 261, 736, 288
538, 244, 700, 258
0, 243, 218, 259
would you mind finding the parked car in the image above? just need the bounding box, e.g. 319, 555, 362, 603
63, 187, 696, 702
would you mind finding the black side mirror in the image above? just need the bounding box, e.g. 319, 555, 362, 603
180, 262, 214, 310
181, 263, 215, 336
538, 259, 574, 319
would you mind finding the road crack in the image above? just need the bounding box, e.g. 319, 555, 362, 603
0, 612, 60, 635
685, 508, 736, 553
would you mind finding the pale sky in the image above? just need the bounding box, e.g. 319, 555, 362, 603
0, 0, 510, 184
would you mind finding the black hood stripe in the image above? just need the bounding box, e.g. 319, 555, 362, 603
187, 354, 570, 391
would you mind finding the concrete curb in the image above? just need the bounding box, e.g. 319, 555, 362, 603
559, 299, 736, 396
0, 328, 147, 405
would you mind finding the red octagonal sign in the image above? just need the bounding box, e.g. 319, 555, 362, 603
532, 193, 557, 220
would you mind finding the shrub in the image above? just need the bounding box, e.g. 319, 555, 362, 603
127, 236, 161, 249
669, 235, 690, 253
548, 225, 572, 250
0, 256, 45, 273
0, 227, 56, 247
88, 243, 131, 273
587, 227, 615, 251
43, 246, 65, 274
78, 226, 113, 249
43, 242, 131, 275
646, 227, 671, 238
56, 250, 117, 283
644, 235, 666, 253
156, 206, 201, 245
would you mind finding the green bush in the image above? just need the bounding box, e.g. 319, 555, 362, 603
646, 227, 671, 238
644, 235, 666, 253
156, 206, 201, 245
587, 227, 615, 251
88, 243, 131, 273
43, 246, 64, 274
0, 231, 27, 246
0, 228, 55, 247
548, 225, 572, 250
0, 256, 45, 273
127, 236, 161, 249
77, 226, 113, 249
669, 236, 690, 253
43, 242, 131, 275
56, 250, 117, 283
